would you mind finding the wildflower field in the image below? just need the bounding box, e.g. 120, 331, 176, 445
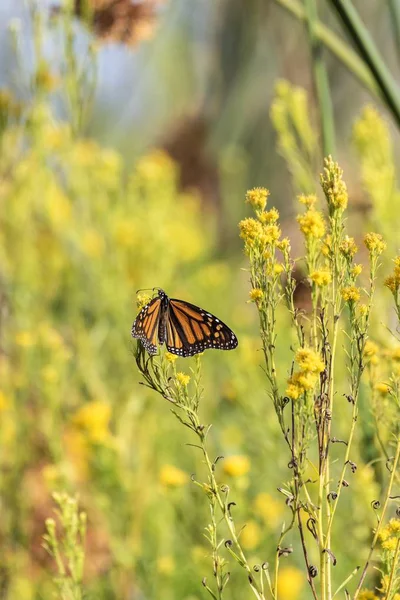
2, 2, 400, 600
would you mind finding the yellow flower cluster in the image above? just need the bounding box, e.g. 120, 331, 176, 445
239, 218, 263, 248
352, 264, 363, 278
136, 293, 151, 310
385, 256, 400, 294
341, 285, 360, 303
339, 235, 358, 258
357, 591, 379, 600
223, 455, 250, 477
297, 209, 325, 239
363, 340, 379, 364
159, 464, 188, 487
165, 352, 178, 363
364, 232, 386, 255
375, 382, 390, 395
379, 518, 400, 552
246, 187, 270, 212
260, 207, 279, 224
298, 194, 317, 208
286, 347, 324, 400
176, 372, 190, 387
310, 270, 331, 287
320, 155, 348, 211
249, 288, 263, 303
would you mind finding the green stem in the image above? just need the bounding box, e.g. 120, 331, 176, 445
328, 0, 400, 129
389, 0, 400, 65
272, 0, 380, 98
305, 0, 335, 156
386, 536, 400, 600
353, 436, 400, 599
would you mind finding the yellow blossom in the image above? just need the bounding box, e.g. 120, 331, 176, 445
364, 340, 378, 357
262, 224, 281, 245
339, 236, 358, 258
320, 155, 348, 211
385, 275, 400, 294
375, 382, 390, 395
358, 304, 368, 316
223, 455, 250, 477
277, 238, 290, 252
364, 232, 386, 255
165, 352, 177, 363
239, 218, 264, 248
176, 372, 190, 387
253, 492, 284, 527
274, 264, 284, 275
358, 591, 379, 600
341, 285, 360, 303
295, 348, 324, 373
297, 209, 325, 239
159, 464, 188, 487
295, 371, 319, 390
136, 293, 151, 310
246, 187, 270, 211
352, 264, 363, 278
260, 207, 279, 224
278, 567, 305, 600
249, 288, 263, 303
298, 194, 317, 208
310, 270, 331, 286
286, 382, 302, 400
72, 400, 112, 444
240, 520, 261, 549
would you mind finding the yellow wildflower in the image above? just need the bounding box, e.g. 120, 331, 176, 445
295, 371, 319, 390
260, 207, 279, 224
385, 275, 400, 294
176, 372, 190, 387
297, 209, 325, 239
388, 518, 400, 534
298, 194, 317, 208
310, 270, 331, 286
239, 218, 264, 248
262, 224, 281, 245
358, 591, 379, 600
286, 382, 302, 400
364, 232, 386, 255
295, 348, 325, 373
352, 264, 363, 278
223, 455, 250, 477
339, 236, 358, 258
157, 555, 175, 575
249, 288, 263, 303
165, 352, 178, 363
72, 400, 112, 444
277, 238, 290, 252
364, 340, 378, 357
341, 285, 360, 303
358, 304, 368, 316
253, 492, 284, 527
320, 155, 348, 211
137, 293, 151, 310
159, 464, 188, 487
240, 520, 261, 550
375, 382, 390, 395
278, 567, 305, 600
274, 264, 284, 275
246, 187, 270, 212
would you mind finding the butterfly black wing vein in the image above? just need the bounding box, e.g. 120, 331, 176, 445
131, 296, 161, 355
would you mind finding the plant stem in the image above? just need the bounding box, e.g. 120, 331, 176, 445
386, 536, 400, 599
328, 0, 400, 129
272, 0, 380, 98
353, 436, 400, 599
389, 0, 400, 66
305, 0, 335, 156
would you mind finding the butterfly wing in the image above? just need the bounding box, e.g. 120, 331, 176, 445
166, 299, 238, 357
131, 296, 162, 355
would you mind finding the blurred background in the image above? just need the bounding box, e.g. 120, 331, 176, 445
1, 0, 400, 598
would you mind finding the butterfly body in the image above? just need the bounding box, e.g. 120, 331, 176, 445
132, 289, 238, 357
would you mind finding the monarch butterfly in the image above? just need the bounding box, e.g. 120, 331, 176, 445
131, 289, 238, 357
